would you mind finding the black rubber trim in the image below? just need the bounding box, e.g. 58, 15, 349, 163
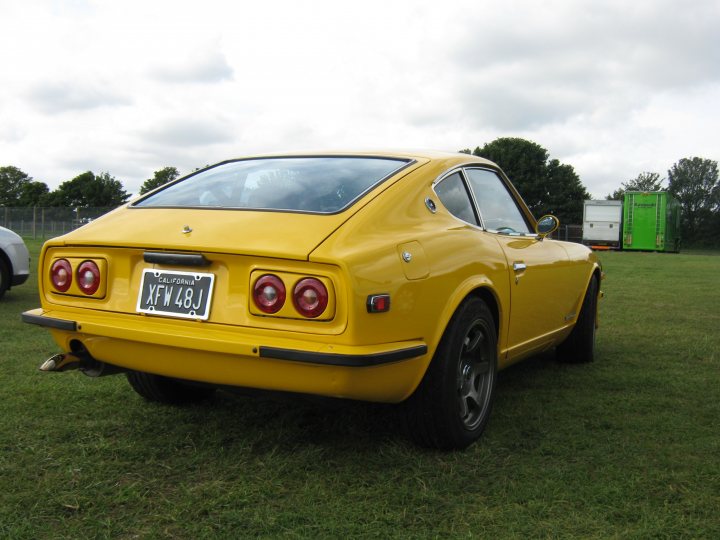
259, 345, 428, 367
144, 252, 211, 267
22, 312, 78, 331
12, 273, 29, 286
11, 274, 29, 287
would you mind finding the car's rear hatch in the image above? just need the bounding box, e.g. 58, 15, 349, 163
61, 206, 351, 260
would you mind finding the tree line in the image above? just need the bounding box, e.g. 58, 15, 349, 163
2, 141, 718, 245
0, 166, 180, 209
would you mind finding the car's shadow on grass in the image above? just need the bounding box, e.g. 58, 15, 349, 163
122, 350, 571, 455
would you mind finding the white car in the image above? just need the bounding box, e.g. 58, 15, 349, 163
0, 226, 30, 299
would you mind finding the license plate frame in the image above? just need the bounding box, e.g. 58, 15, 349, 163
137, 269, 215, 320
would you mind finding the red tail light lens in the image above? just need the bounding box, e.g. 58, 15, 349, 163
50, 259, 72, 292
293, 278, 328, 318
77, 260, 101, 295
253, 274, 286, 314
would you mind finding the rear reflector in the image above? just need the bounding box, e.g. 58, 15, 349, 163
367, 294, 390, 313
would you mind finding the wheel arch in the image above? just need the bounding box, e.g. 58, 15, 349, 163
403, 280, 503, 402
467, 286, 500, 338
586, 264, 603, 306
590, 265, 603, 326
426, 280, 502, 368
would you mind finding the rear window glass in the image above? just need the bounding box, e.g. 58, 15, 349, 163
133, 156, 410, 213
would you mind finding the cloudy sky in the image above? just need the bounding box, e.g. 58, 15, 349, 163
1, 0, 719, 198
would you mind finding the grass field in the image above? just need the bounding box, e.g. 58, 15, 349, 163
1, 240, 718, 539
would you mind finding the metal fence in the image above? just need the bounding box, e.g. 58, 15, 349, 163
1, 207, 115, 239
552, 224, 583, 243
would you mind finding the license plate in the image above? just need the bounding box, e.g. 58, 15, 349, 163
137, 269, 215, 320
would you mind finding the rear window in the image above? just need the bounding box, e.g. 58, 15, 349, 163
133, 156, 411, 213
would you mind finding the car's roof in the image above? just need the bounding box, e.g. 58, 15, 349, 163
220, 149, 496, 166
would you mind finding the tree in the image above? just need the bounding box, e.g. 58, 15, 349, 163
545, 160, 588, 224
50, 171, 130, 208
667, 157, 719, 244
470, 137, 590, 224
0, 166, 32, 206
18, 181, 50, 206
606, 171, 664, 200
139, 166, 180, 195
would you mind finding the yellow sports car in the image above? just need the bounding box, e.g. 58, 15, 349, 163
23, 151, 601, 449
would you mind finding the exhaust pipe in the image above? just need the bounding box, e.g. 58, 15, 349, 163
38, 344, 125, 378
39, 353, 82, 372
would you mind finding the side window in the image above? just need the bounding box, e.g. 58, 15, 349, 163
465, 169, 531, 234
434, 172, 478, 225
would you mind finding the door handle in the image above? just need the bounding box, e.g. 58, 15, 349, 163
513, 262, 527, 272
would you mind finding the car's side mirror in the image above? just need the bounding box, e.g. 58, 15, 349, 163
535, 215, 559, 240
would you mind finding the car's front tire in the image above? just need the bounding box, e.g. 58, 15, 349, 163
557, 276, 599, 363
0, 257, 9, 299
126, 371, 216, 404
405, 297, 497, 450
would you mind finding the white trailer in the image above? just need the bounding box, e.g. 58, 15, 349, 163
582, 200, 622, 248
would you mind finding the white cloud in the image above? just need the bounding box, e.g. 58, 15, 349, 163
0, 0, 718, 202
26, 82, 132, 114
139, 117, 235, 147
151, 50, 234, 83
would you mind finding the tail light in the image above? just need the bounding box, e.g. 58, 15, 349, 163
77, 260, 101, 295
50, 259, 73, 292
293, 278, 328, 318
253, 274, 286, 314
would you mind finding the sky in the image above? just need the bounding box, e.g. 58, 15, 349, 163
1, 0, 719, 199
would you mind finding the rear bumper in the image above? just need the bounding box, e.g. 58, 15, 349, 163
22, 308, 429, 402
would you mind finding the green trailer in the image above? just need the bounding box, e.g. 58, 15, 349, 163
622, 191, 681, 252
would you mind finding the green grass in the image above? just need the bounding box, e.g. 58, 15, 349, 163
2, 241, 719, 539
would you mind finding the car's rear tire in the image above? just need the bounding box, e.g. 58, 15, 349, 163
0, 257, 10, 299
405, 297, 497, 450
126, 371, 216, 404
557, 276, 599, 363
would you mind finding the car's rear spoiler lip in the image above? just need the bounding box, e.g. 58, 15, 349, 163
259, 344, 428, 367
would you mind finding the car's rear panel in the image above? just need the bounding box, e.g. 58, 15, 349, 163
40, 244, 348, 335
